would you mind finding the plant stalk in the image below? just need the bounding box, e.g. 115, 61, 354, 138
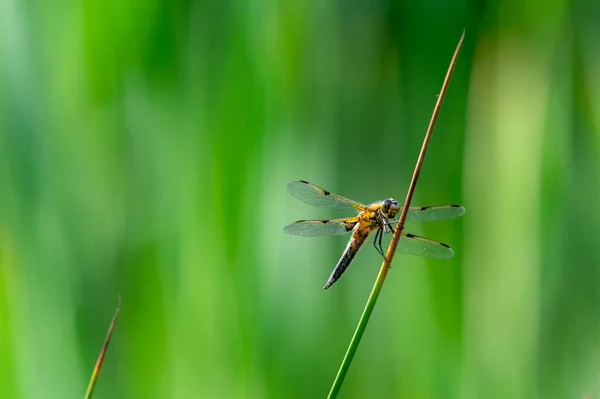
326, 31, 465, 399
84, 296, 122, 399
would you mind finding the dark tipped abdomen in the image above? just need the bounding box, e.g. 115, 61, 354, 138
323, 234, 366, 289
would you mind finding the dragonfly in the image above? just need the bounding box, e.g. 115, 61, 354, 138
284, 180, 465, 289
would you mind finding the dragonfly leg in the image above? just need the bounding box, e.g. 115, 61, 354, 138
371, 227, 392, 268
377, 226, 385, 255
381, 214, 395, 234
376, 215, 395, 267
372, 228, 384, 257
376, 228, 393, 268
385, 220, 397, 233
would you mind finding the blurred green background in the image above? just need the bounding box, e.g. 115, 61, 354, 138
1, 1, 599, 398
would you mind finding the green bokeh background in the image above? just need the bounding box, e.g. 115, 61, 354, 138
1, 1, 599, 398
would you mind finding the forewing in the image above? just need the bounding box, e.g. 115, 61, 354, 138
283, 218, 358, 237
405, 205, 465, 222
285, 180, 365, 213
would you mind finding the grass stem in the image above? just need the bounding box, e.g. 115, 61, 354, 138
84, 296, 122, 399
326, 31, 465, 399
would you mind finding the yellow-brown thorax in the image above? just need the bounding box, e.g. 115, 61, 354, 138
356, 198, 400, 233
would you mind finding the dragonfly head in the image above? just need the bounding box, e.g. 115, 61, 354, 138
381, 198, 400, 218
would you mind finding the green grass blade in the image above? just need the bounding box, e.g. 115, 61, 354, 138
84, 296, 122, 399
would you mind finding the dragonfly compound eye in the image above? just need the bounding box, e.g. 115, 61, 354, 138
384, 198, 400, 217
381, 199, 391, 212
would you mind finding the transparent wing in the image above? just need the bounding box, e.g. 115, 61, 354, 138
405, 205, 466, 222
380, 231, 455, 258
283, 218, 358, 237
285, 180, 366, 213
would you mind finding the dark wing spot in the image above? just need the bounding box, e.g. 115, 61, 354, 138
406, 233, 416, 238
296, 220, 306, 223
321, 220, 329, 224
419, 206, 429, 211
440, 243, 450, 248
451, 204, 461, 207
323, 190, 331, 196
299, 180, 309, 184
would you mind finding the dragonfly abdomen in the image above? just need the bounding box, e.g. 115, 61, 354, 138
323, 229, 368, 289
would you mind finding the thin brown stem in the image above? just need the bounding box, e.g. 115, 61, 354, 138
386, 30, 465, 258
